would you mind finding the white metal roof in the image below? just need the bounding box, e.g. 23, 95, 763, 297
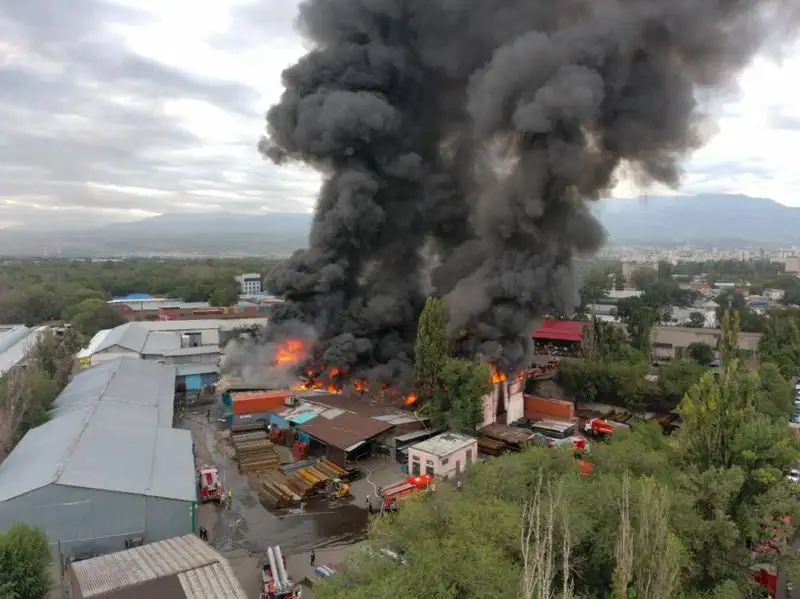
0, 357, 194, 503
409, 432, 477, 457
0, 325, 47, 376
70, 534, 247, 599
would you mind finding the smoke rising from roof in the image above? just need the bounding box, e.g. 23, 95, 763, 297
261, 0, 799, 380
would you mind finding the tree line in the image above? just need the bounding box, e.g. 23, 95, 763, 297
0, 258, 283, 331
317, 312, 800, 598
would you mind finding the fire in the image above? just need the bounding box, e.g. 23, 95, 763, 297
404, 393, 417, 405
353, 379, 368, 393
491, 367, 508, 384
273, 339, 307, 366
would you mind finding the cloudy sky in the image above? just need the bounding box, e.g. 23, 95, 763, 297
0, 0, 798, 229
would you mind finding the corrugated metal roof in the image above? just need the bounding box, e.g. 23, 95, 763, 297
141, 331, 180, 354
70, 534, 247, 599
92, 322, 151, 353
0, 357, 194, 503
298, 412, 394, 450
0, 325, 47, 376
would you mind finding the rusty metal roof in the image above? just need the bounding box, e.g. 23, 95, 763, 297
298, 411, 394, 450
69, 535, 247, 599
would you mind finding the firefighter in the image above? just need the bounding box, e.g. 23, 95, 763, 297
310, 549, 316, 567
227, 489, 233, 508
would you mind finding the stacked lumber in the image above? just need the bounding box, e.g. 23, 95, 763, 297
477, 435, 507, 456
233, 431, 280, 473
260, 470, 302, 508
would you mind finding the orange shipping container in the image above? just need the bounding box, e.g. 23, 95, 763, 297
524, 395, 574, 421
231, 391, 293, 415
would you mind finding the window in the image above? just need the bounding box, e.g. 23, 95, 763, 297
425, 465, 434, 476
412, 455, 420, 462
466, 449, 472, 465
441, 458, 449, 466
425, 459, 433, 466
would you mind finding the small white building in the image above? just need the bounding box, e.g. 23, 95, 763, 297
408, 432, 478, 479
235, 273, 262, 295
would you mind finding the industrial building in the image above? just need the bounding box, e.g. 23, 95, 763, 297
408, 433, 477, 478
234, 273, 263, 294
650, 325, 762, 361
67, 534, 247, 599
0, 324, 47, 376
0, 357, 196, 559
76, 318, 273, 392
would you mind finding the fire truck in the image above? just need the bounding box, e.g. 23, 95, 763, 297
197, 464, 223, 504
583, 418, 618, 438
260, 545, 300, 599
379, 474, 433, 511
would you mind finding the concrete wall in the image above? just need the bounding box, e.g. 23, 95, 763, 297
408, 441, 477, 479
650, 325, 761, 359
481, 379, 524, 427
0, 485, 193, 559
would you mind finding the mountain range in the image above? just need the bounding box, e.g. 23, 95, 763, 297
0, 194, 796, 257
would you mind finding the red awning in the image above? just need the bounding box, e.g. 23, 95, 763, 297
532, 319, 588, 343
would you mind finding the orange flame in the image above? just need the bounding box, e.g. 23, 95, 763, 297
274, 339, 307, 366
491, 367, 507, 384
404, 393, 417, 405
353, 379, 368, 393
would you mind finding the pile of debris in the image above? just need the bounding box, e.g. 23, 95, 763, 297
230, 423, 280, 473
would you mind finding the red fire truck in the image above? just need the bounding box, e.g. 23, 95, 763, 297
197, 465, 223, 504
379, 474, 434, 511
260, 545, 300, 599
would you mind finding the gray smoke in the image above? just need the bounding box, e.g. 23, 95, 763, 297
220, 322, 317, 388
262, 0, 799, 378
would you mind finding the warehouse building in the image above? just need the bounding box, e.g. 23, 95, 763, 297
0, 357, 196, 559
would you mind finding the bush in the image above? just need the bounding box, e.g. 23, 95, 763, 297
0, 523, 52, 599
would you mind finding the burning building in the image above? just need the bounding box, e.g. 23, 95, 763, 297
256, 0, 799, 394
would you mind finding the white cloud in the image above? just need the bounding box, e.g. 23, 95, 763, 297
0, 0, 798, 229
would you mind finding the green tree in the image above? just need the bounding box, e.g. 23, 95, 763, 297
580, 319, 633, 362
414, 298, 449, 406
687, 311, 705, 328
686, 341, 715, 366
70, 299, 127, 337
580, 267, 612, 307
208, 282, 239, 307
0, 523, 52, 599
440, 358, 491, 432
718, 309, 740, 370
757, 362, 794, 420
629, 268, 658, 291
658, 360, 706, 405
617, 297, 656, 353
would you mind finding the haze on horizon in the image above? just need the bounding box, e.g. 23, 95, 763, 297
0, 0, 798, 230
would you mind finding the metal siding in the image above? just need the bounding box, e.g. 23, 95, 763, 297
145, 497, 194, 543
270, 414, 290, 429
0, 485, 147, 559
185, 374, 203, 390
231, 411, 273, 425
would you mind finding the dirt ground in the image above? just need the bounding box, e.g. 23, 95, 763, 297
182, 405, 403, 597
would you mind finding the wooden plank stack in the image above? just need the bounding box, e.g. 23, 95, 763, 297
258, 458, 352, 507
230, 423, 280, 473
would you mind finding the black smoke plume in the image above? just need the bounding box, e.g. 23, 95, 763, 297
261, 0, 799, 381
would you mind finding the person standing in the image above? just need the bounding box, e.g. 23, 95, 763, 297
310, 549, 316, 567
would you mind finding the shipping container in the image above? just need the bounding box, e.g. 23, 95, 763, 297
231, 391, 293, 415
231, 411, 274, 425
524, 395, 574, 421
